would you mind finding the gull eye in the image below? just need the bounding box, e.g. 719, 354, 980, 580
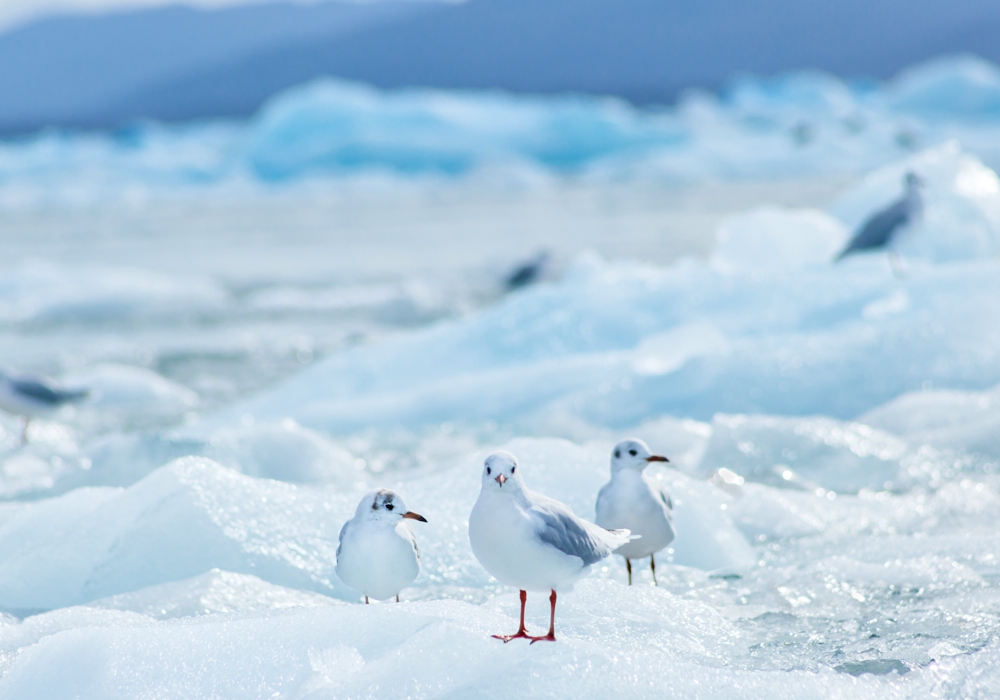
614, 450, 620, 458
385, 503, 394, 511
486, 466, 491, 475
629, 449, 637, 456
511, 466, 516, 473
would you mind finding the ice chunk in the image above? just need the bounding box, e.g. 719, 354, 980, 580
711, 206, 849, 273
87, 569, 338, 619
0, 260, 227, 324
887, 55, 1000, 120
246, 78, 682, 180
700, 413, 909, 493
860, 383, 1000, 457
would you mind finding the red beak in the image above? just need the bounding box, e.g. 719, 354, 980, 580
402, 511, 427, 522
496, 474, 507, 486
646, 455, 669, 463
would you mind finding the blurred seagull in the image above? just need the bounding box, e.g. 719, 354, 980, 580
596, 439, 675, 586
469, 451, 632, 643
504, 250, 551, 291
336, 489, 427, 604
0, 368, 89, 443
834, 171, 925, 273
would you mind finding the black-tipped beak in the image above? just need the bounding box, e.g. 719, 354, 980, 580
646, 455, 670, 463
495, 474, 507, 486
402, 511, 427, 522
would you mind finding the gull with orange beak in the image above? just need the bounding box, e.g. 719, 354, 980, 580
336, 489, 428, 603
596, 439, 675, 585
469, 451, 632, 643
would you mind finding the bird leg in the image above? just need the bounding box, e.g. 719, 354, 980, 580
364, 596, 369, 605
528, 590, 557, 644
492, 590, 533, 642
888, 250, 906, 279
19, 417, 29, 445
650, 554, 658, 586
396, 595, 400, 603
626, 558, 632, 585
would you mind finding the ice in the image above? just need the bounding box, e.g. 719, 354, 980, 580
3, 55, 1000, 699
887, 55, 1000, 120
860, 383, 1000, 457
699, 414, 910, 493
711, 206, 849, 273
0, 259, 227, 324
223, 146, 1000, 432
4, 56, 1000, 203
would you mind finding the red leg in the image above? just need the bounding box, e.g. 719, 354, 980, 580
493, 590, 533, 642
529, 590, 557, 643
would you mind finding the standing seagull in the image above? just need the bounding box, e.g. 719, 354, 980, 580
834, 172, 925, 273
596, 439, 675, 586
469, 451, 631, 643
0, 368, 89, 443
336, 489, 427, 604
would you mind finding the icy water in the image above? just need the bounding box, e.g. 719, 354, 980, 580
1, 56, 1000, 699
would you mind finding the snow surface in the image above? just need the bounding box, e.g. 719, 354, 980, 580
1, 56, 1000, 699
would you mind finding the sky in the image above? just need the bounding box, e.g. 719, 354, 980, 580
0, 0, 320, 31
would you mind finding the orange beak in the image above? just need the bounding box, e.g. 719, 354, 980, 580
495, 474, 507, 486
646, 455, 670, 463
402, 511, 427, 522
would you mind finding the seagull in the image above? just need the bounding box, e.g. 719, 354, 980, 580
596, 439, 675, 586
469, 450, 632, 643
336, 489, 427, 604
0, 368, 89, 443
504, 250, 551, 291
834, 171, 925, 274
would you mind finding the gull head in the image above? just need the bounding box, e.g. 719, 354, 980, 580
481, 451, 523, 493
610, 438, 669, 473
904, 171, 925, 190
359, 489, 427, 524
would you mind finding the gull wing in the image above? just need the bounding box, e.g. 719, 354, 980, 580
336, 519, 351, 560
531, 496, 623, 566
10, 375, 88, 405
836, 196, 911, 260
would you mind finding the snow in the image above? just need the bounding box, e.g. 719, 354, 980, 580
2, 56, 1000, 699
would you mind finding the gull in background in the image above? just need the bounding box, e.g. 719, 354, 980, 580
0, 368, 89, 443
596, 439, 675, 585
336, 489, 427, 604
469, 450, 632, 643
834, 171, 925, 275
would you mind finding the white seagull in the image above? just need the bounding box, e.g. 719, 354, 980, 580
0, 368, 89, 443
469, 451, 631, 643
596, 439, 675, 586
336, 489, 427, 604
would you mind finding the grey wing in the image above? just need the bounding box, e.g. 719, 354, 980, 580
654, 482, 674, 519
836, 198, 910, 259
336, 519, 351, 560
11, 376, 88, 405
533, 501, 611, 566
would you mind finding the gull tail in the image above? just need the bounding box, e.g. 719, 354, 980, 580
602, 527, 636, 550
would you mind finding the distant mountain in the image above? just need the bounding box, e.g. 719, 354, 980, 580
0, 0, 435, 133
3, 0, 1000, 134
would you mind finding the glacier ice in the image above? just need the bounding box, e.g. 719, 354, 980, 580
2, 56, 1000, 700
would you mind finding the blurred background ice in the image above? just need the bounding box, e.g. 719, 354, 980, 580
1, 1, 999, 698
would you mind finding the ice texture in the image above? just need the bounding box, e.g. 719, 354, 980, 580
4, 56, 1000, 205
3, 56, 1000, 700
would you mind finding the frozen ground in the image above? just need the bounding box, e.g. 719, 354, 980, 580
1, 57, 1000, 698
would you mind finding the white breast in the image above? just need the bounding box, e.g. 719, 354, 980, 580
469, 490, 589, 592
336, 519, 420, 601
596, 471, 675, 559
